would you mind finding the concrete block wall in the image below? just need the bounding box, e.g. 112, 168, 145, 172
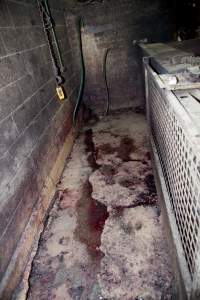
0, 0, 176, 297
0, 0, 81, 293
72, 0, 176, 113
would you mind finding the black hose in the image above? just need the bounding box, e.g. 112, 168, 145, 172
73, 17, 85, 126
103, 48, 110, 116
73, 19, 110, 123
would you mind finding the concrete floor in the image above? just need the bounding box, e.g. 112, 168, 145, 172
25, 110, 173, 300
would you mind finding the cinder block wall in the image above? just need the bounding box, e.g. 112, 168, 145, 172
0, 0, 176, 297
0, 0, 81, 293
72, 0, 175, 113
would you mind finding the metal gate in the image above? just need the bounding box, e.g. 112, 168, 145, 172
145, 62, 200, 299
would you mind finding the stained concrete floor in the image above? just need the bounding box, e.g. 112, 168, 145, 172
26, 110, 173, 300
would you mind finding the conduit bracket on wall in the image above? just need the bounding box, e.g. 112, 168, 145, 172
37, 0, 66, 101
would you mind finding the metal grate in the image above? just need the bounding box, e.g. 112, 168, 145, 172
146, 65, 200, 279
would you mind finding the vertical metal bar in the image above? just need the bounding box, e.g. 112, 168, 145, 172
143, 57, 150, 124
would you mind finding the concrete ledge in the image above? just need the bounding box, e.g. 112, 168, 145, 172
0, 126, 79, 300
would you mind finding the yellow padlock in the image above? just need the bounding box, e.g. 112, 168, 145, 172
56, 86, 65, 101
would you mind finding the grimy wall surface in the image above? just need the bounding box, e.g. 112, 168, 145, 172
71, 0, 175, 113
0, 0, 81, 295
0, 0, 176, 297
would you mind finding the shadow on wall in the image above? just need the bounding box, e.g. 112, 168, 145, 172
68, 0, 176, 114
175, 0, 200, 40
0, 1, 82, 298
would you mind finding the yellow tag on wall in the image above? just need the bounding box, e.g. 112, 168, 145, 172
56, 86, 65, 101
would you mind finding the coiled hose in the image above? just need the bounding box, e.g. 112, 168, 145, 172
73, 17, 85, 126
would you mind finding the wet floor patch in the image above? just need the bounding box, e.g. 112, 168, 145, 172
26, 135, 105, 300
99, 206, 173, 300
88, 112, 173, 299
75, 180, 109, 260
89, 160, 157, 208
26, 112, 173, 300
95, 136, 136, 163
118, 136, 136, 162
84, 129, 99, 171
